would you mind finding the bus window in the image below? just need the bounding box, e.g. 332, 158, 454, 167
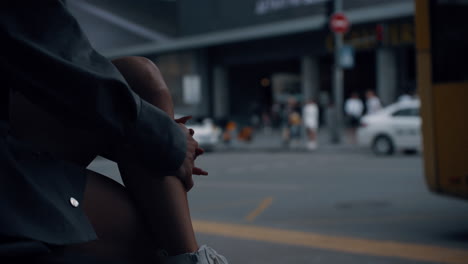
431, 0, 468, 83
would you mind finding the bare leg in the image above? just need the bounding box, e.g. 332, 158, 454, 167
9, 92, 155, 261
112, 56, 199, 255
63, 170, 155, 262
111, 57, 174, 117
118, 165, 198, 255
9, 56, 200, 259
307, 128, 317, 142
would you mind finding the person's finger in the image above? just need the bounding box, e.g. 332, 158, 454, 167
175, 115, 192, 124
192, 138, 199, 151
185, 174, 194, 191
196, 147, 205, 156
193, 167, 208, 176
194, 147, 204, 160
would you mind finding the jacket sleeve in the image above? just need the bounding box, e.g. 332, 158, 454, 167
0, 1, 185, 174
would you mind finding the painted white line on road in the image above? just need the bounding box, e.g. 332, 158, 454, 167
193, 220, 468, 264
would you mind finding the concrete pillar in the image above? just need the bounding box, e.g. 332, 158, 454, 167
195, 50, 210, 117
301, 56, 320, 102
376, 48, 398, 105
213, 65, 229, 119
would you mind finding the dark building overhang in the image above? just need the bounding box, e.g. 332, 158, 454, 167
102, 1, 414, 58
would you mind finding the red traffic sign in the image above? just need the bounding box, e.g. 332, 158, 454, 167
330, 13, 350, 34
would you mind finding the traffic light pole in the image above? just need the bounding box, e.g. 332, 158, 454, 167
331, 0, 344, 144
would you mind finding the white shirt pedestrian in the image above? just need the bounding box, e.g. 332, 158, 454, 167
303, 100, 319, 150
303, 102, 319, 130
366, 97, 382, 114
345, 97, 364, 118
365, 91, 382, 115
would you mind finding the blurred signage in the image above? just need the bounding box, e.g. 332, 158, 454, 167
339, 45, 355, 69
180, 1, 413, 36
326, 21, 415, 52
255, 0, 327, 15
183, 75, 201, 105
330, 13, 350, 34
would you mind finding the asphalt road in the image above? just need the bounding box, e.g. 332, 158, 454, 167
88, 149, 468, 264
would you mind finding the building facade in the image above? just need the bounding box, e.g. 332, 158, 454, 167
71, 0, 416, 124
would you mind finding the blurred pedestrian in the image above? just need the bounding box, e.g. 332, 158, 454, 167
303, 98, 319, 150
288, 110, 302, 148
223, 121, 237, 145
365, 90, 382, 114
345, 92, 364, 144
282, 97, 302, 148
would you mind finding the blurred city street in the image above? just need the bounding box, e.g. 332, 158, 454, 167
89, 135, 468, 264
213, 128, 356, 152
1, 1, 467, 264
75, 1, 468, 262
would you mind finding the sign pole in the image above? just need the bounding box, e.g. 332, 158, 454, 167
332, 0, 344, 144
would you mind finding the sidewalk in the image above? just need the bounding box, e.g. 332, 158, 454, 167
214, 128, 361, 152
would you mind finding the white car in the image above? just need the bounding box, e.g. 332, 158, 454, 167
176, 115, 221, 151
357, 100, 422, 155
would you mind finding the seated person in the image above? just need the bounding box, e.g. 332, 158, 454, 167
0, 2, 227, 264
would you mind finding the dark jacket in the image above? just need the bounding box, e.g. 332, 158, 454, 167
0, 1, 186, 247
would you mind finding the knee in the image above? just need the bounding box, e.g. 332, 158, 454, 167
112, 56, 170, 99
115, 56, 161, 76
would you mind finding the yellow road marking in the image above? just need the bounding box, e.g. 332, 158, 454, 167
274, 213, 468, 226
244, 197, 274, 222
193, 220, 468, 264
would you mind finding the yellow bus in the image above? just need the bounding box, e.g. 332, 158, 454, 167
415, 0, 468, 199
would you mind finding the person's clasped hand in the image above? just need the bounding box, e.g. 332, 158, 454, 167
175, 116, 208, 191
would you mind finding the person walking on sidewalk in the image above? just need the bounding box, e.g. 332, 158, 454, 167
303, 98, 319, 150
281, 97, 302, 148
344, 92, 364, 144
365, 90, 382, 115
